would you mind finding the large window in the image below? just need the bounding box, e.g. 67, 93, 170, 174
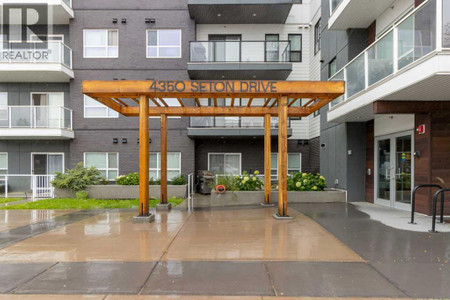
444, 0, 450, 48
149, 152, 181, 180
84, 152, 118, 181
265, 34, 279, 62
314, 18, 321, 55
147, 30, 182, 58
288, 34, 302, 62
84, 95, 118, 118
208, 153, 241, 175
83, 29, 118, 58
0, 153, 7, 175
329, 57, 337, 78
271, 153, 302, 176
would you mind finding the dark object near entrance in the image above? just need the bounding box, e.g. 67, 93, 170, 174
197, 170, 214, 195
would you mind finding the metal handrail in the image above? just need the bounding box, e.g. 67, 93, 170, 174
410, 184, 442, 224
189, 40, 291, 63
430, 188, 449, 232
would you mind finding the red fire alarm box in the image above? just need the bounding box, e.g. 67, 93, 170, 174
416, 124, 426, 135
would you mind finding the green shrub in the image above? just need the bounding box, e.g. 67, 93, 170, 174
235, 171, 263, 191
212, 175, 239, 191
287, 172, 326, 191
76, 191, 88, 199
150, 178, 161, 185
116, 172, 139, 185
213, 170, 263, 192
51, 163, 105, 192
170, 174, 187, 185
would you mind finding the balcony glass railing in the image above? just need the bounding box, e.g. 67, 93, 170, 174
190, 117, 292, 128
0, 106, 72, 130
330, 0, 344, 14
0, 41, 72, 69
190, 41, 291, 63
62, 0, 72, 6
329, 0, 445, 108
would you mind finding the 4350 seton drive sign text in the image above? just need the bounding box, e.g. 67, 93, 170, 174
149, 80, 278, 93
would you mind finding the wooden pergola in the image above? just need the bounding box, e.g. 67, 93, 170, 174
82, 80, 344, 219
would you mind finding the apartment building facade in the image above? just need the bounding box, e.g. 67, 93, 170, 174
0, 0, 324, 194
320, 0, 450, 214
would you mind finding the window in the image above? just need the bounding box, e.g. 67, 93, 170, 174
271, 153, 302, 176
149, 152, 181, 180
329, 57, 337, 78
84, 152, 118, 180
314, 109, 320, 117
288, 34, 302, 62
84, 95, 119, 118
314, 19, 321, 55
265, 34, 279, 62
147, 30, 181, 58
208, 153, 241, 175
0, 93, 7, 121
0, 153, 7, 175
83, 29, 118, 58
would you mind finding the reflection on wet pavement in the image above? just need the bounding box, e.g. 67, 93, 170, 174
0, 208, 361, 262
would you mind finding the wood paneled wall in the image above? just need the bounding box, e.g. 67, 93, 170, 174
365, 120, 374, 203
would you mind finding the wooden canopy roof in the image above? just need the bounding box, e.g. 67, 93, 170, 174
82, 80, 345, 117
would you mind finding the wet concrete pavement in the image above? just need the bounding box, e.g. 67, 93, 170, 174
0, 203, 448, 298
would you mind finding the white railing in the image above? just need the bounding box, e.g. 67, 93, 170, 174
329, 0, 447, 108
0, 106, 72, 130
0, 174, 55, 199
187, 173, 194, 211
0, 41, 73, 69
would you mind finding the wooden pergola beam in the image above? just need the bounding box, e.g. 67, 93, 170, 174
138, 95, 150, 217
160, 114, 168, 205
247, 98, 254, 107
158, 98, 169, 107
263, 98, 272, 107
270, 99, 278, 108
83, 80, 345, 99
176, 98, 185, 107
120, 106, 311, 117
150, 98, 161, 107
264, 114, 272, 205
112, 98, 128, 107
195, 98, 201, 107
277, 96, 288, 217
288, 98, 299, 107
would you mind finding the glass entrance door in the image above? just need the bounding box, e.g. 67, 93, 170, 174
375, 132, 413, 210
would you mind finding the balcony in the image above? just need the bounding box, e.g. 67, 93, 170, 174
328, 0, 397, 30
328, 0, 450, 123
0, 41, 73, 82
0, 0, 74, 24
188, 41, 292, 80
0, 106, 74, 139
188, 0, 301, 24
188, 117, 292, 138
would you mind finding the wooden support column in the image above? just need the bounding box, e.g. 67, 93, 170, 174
160, 114, 168, 204
139, 95, 150, 216
277, 96, 288, 217
264, 114, 272, 205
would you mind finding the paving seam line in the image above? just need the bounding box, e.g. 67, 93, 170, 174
7, 262, 60, 294
137, 211, 193, 295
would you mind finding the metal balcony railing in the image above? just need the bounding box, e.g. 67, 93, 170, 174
0, 41, 73, 69
0, 106, 73, 131
190, 117, 291, 128
329, 0, 449, 108
190, 40, 292, 63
